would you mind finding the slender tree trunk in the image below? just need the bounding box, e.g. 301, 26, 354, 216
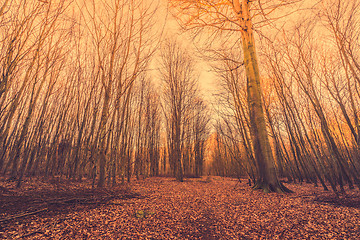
97, 88, 110, 187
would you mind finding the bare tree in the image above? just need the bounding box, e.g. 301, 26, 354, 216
160, 39, 198, 182
79, 0, 157, 187
192, 97, 210, 177
168, 0, 305, 192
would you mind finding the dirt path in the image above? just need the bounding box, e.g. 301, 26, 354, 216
1, 177, 359, 239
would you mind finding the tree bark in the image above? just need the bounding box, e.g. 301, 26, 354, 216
237, 0, 291, 193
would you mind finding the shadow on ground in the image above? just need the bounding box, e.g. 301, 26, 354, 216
313, 195, 360, 209
0, 180, 144, 225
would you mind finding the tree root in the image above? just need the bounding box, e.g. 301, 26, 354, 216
252, 181, 293, 193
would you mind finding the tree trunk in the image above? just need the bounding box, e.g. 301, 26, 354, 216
238, 1, 291, 193
97, 88, 110, 188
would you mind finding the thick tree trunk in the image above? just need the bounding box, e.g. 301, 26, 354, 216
238, 1, 291, 193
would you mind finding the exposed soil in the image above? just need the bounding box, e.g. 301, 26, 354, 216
0, 176, 359, 239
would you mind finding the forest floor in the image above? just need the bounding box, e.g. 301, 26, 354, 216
0, 176, 359, 239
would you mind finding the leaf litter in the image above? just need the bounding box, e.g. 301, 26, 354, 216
0, 176, 359, 239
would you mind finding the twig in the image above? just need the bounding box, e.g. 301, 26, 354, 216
0, 208, 47, 223
15, 231, 44, 239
